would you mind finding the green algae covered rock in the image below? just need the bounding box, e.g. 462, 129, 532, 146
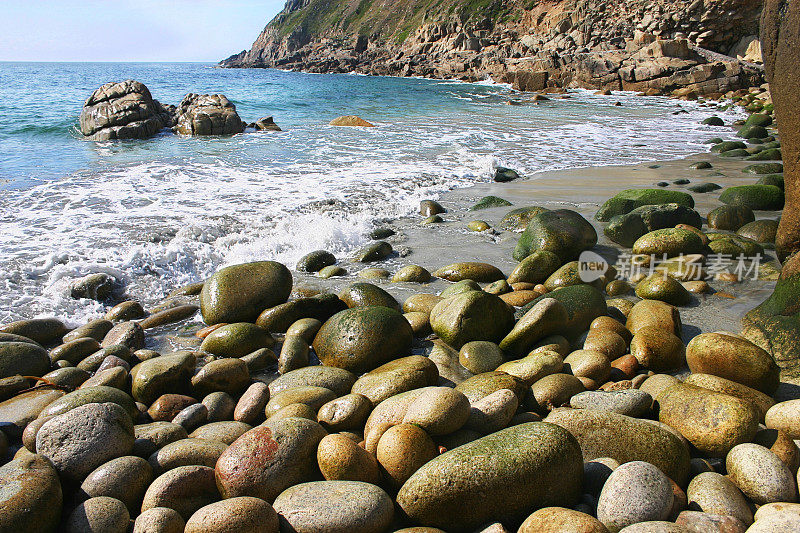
514, 209, 597, 262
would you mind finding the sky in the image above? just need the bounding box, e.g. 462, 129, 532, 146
0, 0, 286, 62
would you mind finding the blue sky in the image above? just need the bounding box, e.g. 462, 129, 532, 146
0, 0, 286, 62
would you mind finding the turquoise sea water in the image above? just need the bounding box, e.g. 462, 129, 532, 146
0, 62, 737, 323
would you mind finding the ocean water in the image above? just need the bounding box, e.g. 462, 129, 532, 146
0, 62, 740, 325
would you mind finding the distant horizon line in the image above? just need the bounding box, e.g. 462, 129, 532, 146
0, 60, 223, 64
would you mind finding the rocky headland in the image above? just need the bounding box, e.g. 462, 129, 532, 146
221, 0, 765, 97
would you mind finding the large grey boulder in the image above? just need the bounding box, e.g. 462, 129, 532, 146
80, 80, 171, 141
175, 94, 245, 136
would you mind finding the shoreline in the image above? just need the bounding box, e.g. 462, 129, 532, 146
145, 134, 780, 355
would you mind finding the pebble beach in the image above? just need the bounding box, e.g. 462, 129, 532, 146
2, 78, 800, 533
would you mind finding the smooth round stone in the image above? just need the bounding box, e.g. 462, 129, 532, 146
278, 335, 310, 374
507, 250, 562, 285
496, 350, 563, 385
583, 330, 627, 360
617, 522, 689, 532
286, 318, 323, 344
339, 282, 401, 311
545, 408, 691, 485
215, 418, 327, 502
231, 384, 266, 425
142, 465, 221, 521
101, 321, 145, 350
738, 219, 779, 243
80, 456, 153, 513
81, 366, 128, 390
707, 204, 755, 231
563, 350, 611, 382
658, 384, 759, 457
64, 319, 113, 343
747, 513, 800, 532
200, 261, 292, 325
726, 443, 798, 504
629, 326, 685, 372
686, 332, 779, 395
0, 453, 63, 533
396, 422, 583, 531
529, 373, 585, 412
393, 265, 432, 283
597, 461, 673, 532
464, 388, 518, 434
357, 267, 390, 279
402, 294, 443, 315
455, 371, 527, 403
200, 323, 274, 358
317, 433, 380, 484
264, 386, 336, 418
404, 311, 431, 336
133, 507, 185, 533
194, 359, 250, 397
0, 318, 68, 345
131, 352, 195, 405
297, 250, 336, 273
766, 400, 800, 439
185, 496, 279, 533
363, 387, 435, 452
106, 301, 147, 322
439, 280, 481, 298
402, 386, 470, 435
317, 265, 347, 279
65, 496, 129, 533
49, 337, 102, 365
190, 421, 251, 444
376, 423, 438, 487
675, 511, 747, 533
313, 307, 413, 373
269, 366, 356, 397
202, 392, 236, 422
36, 402, 134, 482
39, 385, 137, 421
133, 422, 188, 457
466, 220, 490, 232
433, 262, 505, 283
754, 502, 800, 522
273, 481, 394, 533
0, 342, 50, 378
686, 472, 753, 526
420, 199, 445, 217
498, 298, 568, 358
40, 367, 90, 389
635, 274, 691, 306
172, 403, 209, 432
317, 393, 372, 432
570, 389, 652, 417
625, 299, 682, 336
519, 506, 609, 532
458, 341, 504, 375
685, 373, 775, 421
148, 438, 228, 476
632, 228, 705, 257
267, 403, 317, 423
430, 291, 515, 350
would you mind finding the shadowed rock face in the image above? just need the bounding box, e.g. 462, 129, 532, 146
79, 80, 171, 141
742, 0, 800, 382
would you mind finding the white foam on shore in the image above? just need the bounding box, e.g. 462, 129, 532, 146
0, 90, 744, 325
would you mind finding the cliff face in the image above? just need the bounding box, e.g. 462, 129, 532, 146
221, 0, 765, 95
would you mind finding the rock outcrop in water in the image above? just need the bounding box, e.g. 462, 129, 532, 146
79, 80, 173, 141
220, 0, 765, 96
79, 83, 254, 140
175, 94, 246, 136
